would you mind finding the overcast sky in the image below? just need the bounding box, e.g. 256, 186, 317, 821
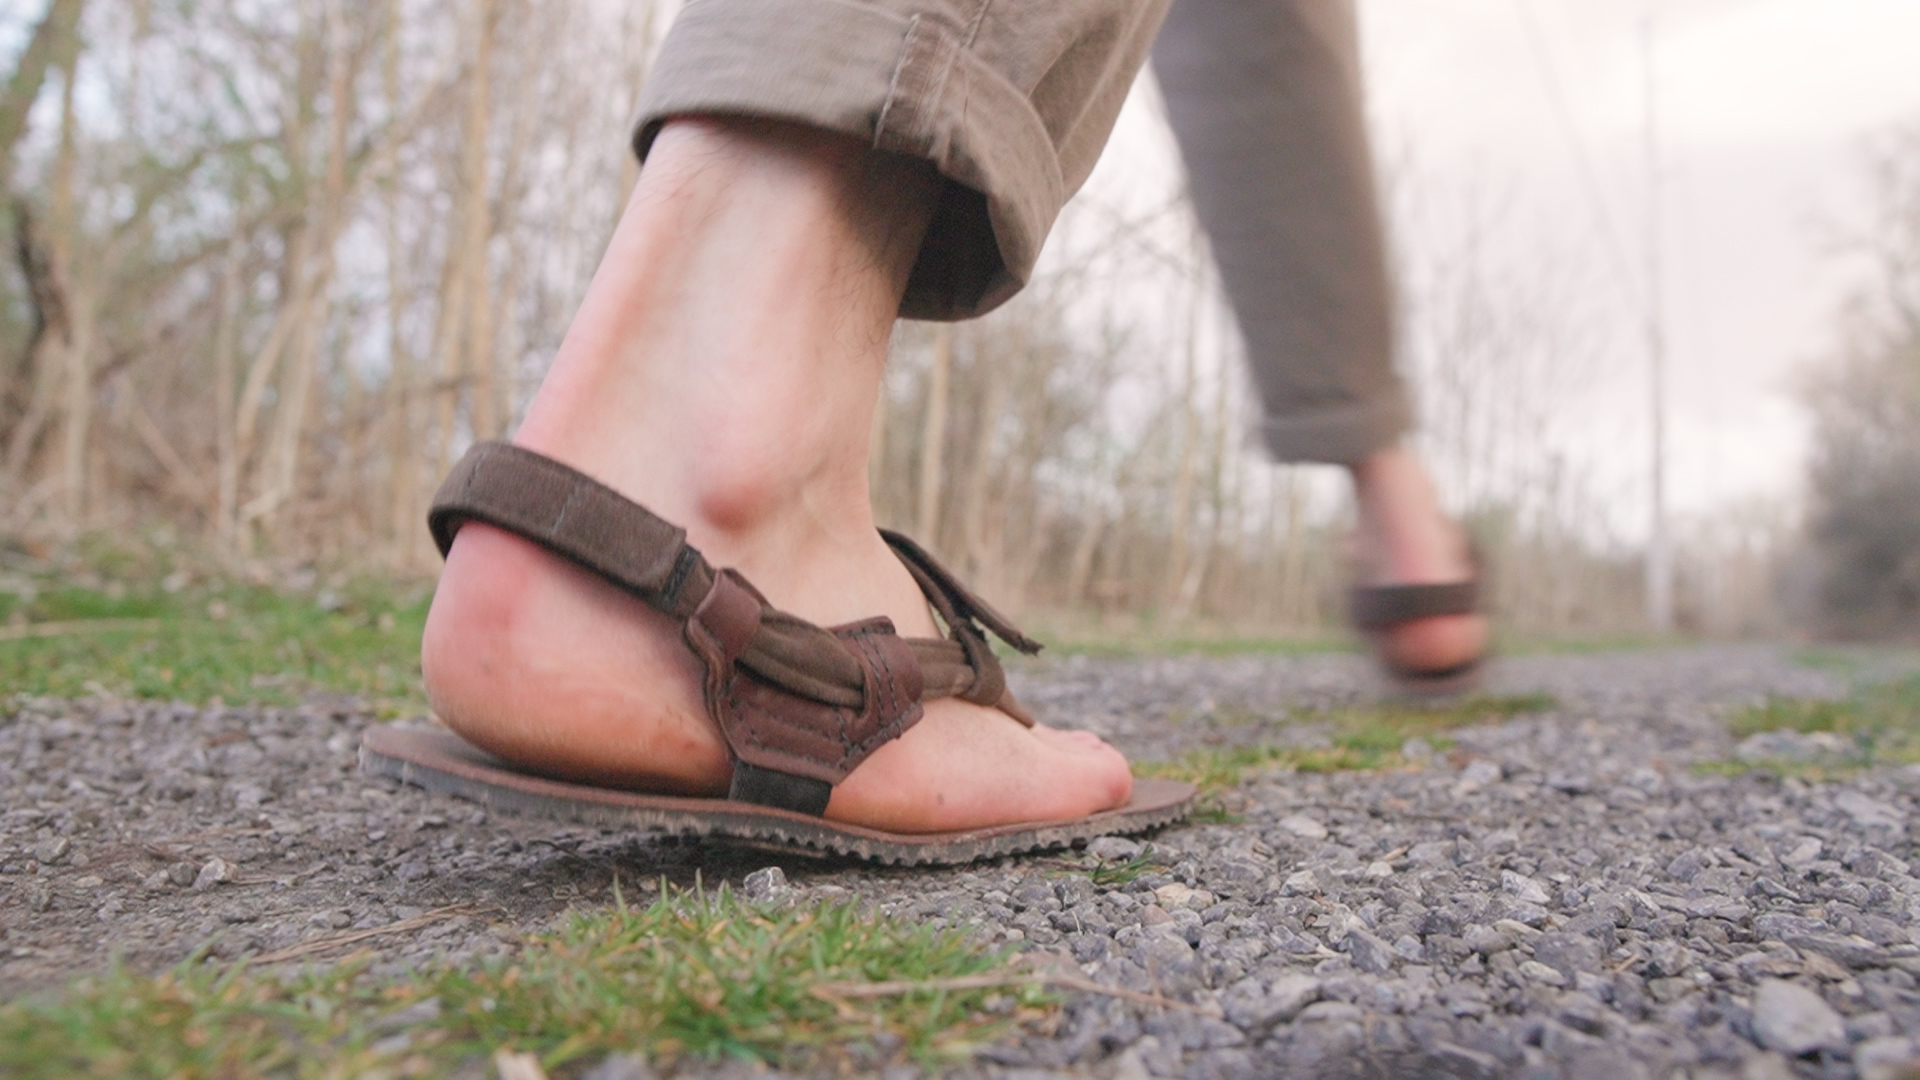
1360, 0, 1920, 524
1086, 0, 1920, 533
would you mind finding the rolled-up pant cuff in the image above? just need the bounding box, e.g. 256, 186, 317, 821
633, 0, 1163, 321
1258, 393, 1411, 465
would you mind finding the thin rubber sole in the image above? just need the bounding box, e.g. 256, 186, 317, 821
1382, 658, 1487, 701
360, 725, 1196, 867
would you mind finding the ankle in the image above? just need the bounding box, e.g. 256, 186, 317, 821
512, 116, 936, 547
1347, 446, 1470, 583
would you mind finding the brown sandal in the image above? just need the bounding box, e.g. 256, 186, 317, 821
361, 441, 1193, 865
1349, 574, 1487, 695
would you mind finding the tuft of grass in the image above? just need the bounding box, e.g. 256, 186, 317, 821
1088, 846, 1160, 888
0, 575, 429, 710
1715, 674, 1920, 775
432, 885, 1041, 1068
0, 885, 1045, 1079
1494, 634, 1688, 656
1728, 696, 1860, 738
0, 956, 407, 1079
1792, 649, 1871, 677
1136, 693, 1556, 795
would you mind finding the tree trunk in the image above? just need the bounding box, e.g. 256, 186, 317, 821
380, 0, 421, 565
213, 240, 242, 548
3, 201, 68, 483
245, 2, 352, 536
961, 341, 1006, 583
1164, 256, 1202, 608
1280, 468, 1306, 627
1065, 506, 1105, 609
47, 52, 85, 521
56, 281, 91, 523
462, 0, 500, 440
0, 0, 86, 192
915, 324, 952, 544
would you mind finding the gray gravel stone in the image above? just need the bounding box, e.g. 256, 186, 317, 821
1855, 1036, 1920, 1080
1750, 978, 1846, 1056
191, 856, 236, 890
1133, 930, 1200, 996
580, 1052, 660, 1080
742, 866, 789, 903
1342, 927, 1395, 975
1519, 960, 1568, 987
1276, 815, 1326, 841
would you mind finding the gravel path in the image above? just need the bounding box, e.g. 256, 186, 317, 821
7, 645, 1920, 1080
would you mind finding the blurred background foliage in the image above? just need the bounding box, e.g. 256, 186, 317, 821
0, 0, 1911, 660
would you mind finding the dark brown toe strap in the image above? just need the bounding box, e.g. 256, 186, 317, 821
428, 441, 1040, 816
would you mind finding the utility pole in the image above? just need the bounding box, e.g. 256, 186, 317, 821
1642, 12, 1673, 633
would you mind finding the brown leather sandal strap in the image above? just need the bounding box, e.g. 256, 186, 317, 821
428, 442, 1040, 814
429, 440, 715, 620
881, 530, 1042, 654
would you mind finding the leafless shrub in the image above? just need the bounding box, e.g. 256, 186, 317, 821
1800, 126, 1920, 638
0, 0, 1782, 641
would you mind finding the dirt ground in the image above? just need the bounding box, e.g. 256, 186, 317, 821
8, 646, 1920, 1079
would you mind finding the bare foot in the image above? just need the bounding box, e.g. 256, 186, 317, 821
1348, 446, 1489, 674
420, 118, 1133, 834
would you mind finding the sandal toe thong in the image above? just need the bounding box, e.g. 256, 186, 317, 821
361, 441, 1193, 866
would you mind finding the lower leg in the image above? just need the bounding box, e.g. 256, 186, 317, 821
1347, 446, 1488, 673
422, 118, 1133, 831
514, 118, 933, 617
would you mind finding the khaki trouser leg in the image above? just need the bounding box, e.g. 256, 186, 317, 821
634, 0, 1410, 463
1155, 0, 1410, 464
634, 0, 1171, 322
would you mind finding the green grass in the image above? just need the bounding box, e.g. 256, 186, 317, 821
1792, 648, 1874, 678
0, 885, 1045, 1079
1728, 696, 1866, 739
0, 572, 429, 710
1087, 846, 1161, 888
1136, 693, 1556, 795
1493, 633, 1689, 656
1001, 611, 1346, 661
1710, 673, 1920, 776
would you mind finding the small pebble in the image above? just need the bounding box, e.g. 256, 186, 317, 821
193, 857, 237, 890
742, 866, 789, 902
1277, 814, 1327, 840
1751, 978, 1846, 1056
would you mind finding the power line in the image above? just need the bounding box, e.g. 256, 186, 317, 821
1641, 10, 1673, 632
1513, 0, 1671, 630
1511, 0, 1642, 310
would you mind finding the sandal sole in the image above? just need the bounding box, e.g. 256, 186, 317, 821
1382, 659, 1487, 700
361, 725, 1196, 866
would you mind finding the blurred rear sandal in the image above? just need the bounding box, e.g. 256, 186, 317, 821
1349, 574, 1486, 696
361, 441, 1193, 866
